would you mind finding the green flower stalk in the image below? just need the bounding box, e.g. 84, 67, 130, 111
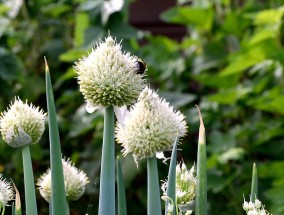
0, 98, 46, 148
75, 35, 146, 215
0, 98, 46, 215
74, 35, 145, 112
116, 87, 187, 215
243, 198, 272, 215
37, 158, 89, 202
115, 86, 187, 161
162, 163, 197, 215
0, 174, 14, 214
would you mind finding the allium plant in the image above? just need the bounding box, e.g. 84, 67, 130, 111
161, 163, 196, 215
0, 98, 46, 215
116, 86, 187, 215
75, 35, 145, 215
0, 174, 14, 214
37, 158, 89, 202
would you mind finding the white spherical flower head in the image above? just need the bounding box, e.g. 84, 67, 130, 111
37, 158, 89, 202
0, 174, 14, 206
0, 98, 46, 148
115, 86, 187, 160
74, 36, 145, 110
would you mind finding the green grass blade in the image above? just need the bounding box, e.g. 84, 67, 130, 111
98, 106, 115, 215
11, 180, 22, 215
12, 203, 15, 215
117, 156, 127, 215
147, 156, 162, 215
165, 135, 179, 215
195, 105, 207, 215
22, 145, 37, 215
250, 163, 258, 202
45, 58, 68, 215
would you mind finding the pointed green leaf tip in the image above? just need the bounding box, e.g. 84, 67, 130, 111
45, 58, 69, 215
44, 56, 49, 73
195, 105, 207, 215
250, 163, 258, 203
196, 105, 205, 145
11, 180, 22, 215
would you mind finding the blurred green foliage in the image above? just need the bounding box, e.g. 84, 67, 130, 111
1, 0, 284, 214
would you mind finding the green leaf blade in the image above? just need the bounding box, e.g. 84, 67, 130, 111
117, 157, 127, 215
165, 135, 179, 215
195, 106, 207, 215
250, 163, 258, 202
45, 58, 68, 215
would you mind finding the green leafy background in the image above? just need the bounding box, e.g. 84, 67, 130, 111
1, 0, 284, 214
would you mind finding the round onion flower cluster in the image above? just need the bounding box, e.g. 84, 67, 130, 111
0, 98, 46, 148
37, 158, 89, 202
115, 86, 187, 161
74, 36, 145, 112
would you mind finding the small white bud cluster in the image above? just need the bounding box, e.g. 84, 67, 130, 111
0, 174, 14, 207
161, 162, 196, 215
37, 158, 89, 202
243, 198, 272, 215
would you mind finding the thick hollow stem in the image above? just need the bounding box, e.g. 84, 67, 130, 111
147, 157, 162, 215
22, 145, 38, 215
98, 106, 115, 215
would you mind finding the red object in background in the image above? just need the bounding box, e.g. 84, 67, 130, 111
129, 0, 186, 41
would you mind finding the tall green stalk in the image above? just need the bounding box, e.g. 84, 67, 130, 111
22, 145, 37, 215
45, 58, 68, 215
250, 163, 258, 202
195, 106, 207, 215
117, 157, 127, 215
98, 106, 115, 215
165, 135, 179, 215
147, 156, 162, 215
